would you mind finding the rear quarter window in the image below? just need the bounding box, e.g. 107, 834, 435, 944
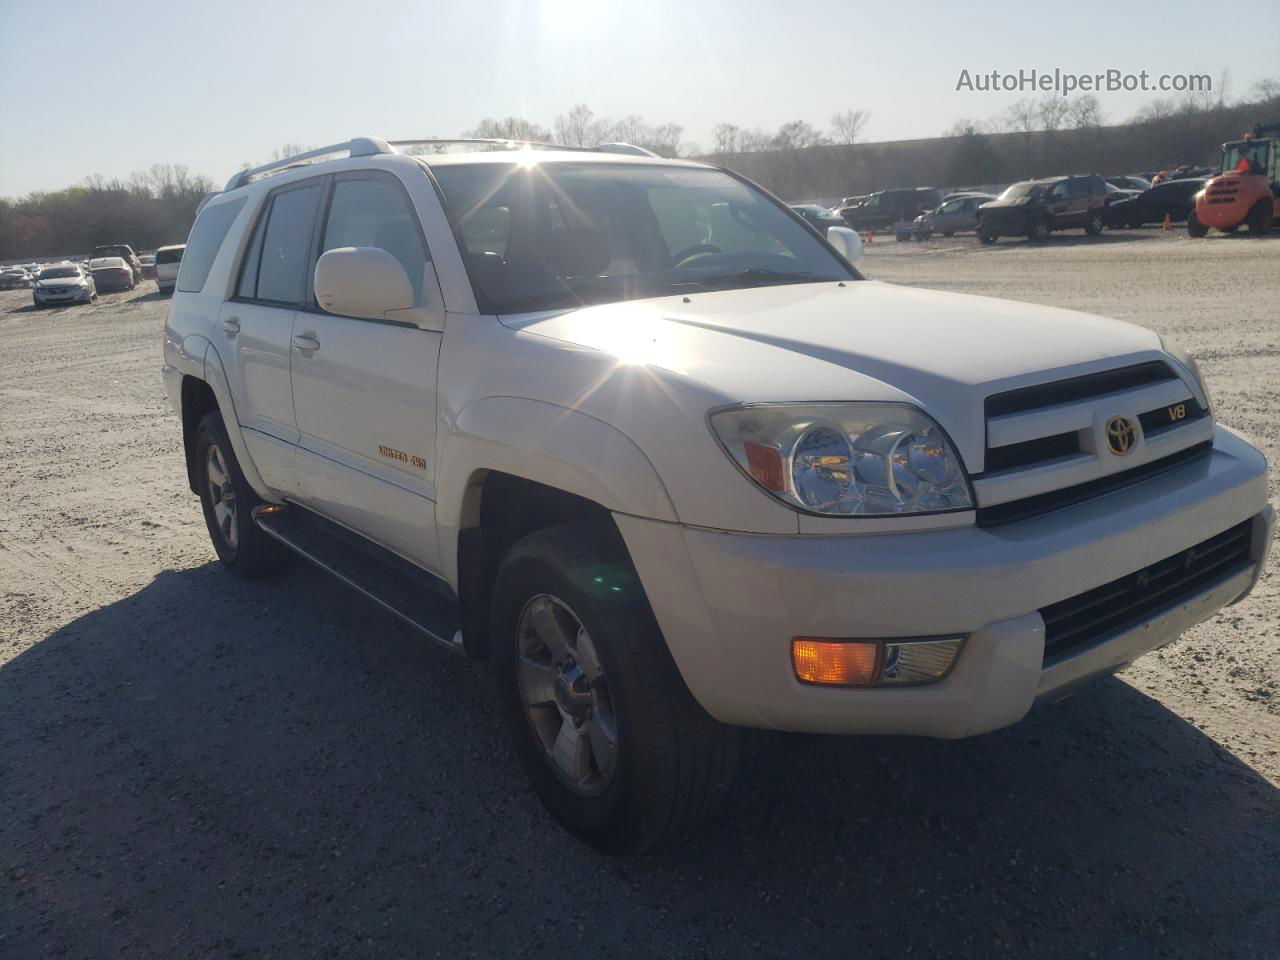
177, 198, 247, 294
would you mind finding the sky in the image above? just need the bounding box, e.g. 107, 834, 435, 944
1, 0, 1276, 197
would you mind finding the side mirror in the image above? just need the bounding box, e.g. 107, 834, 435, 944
827, 226, 864, 264
314, 246, 414, 321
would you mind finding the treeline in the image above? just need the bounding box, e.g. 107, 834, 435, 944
3, 79, 1277, 258
716, 79, 1280, 200
0, 165, 214, 260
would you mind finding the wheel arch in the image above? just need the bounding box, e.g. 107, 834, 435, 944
439, 398, 678, 660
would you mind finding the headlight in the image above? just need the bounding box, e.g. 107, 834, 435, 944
1159, 336, 1212, 414
709, 403, 973, 516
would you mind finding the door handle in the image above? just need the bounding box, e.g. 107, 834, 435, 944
292, 334, 321, 352
222, 316, 241, 335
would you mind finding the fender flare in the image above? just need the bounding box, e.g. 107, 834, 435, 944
201, 342, 276, 502
435, 397, 677, 584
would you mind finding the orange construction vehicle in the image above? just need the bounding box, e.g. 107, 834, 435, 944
1188, 122, 1279, 236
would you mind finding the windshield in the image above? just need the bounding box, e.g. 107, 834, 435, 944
1222, 141, 1270, 175
431, 162, 855, 314
39, 266, 79, 279
998, 182, 1042, 201
93, 245, 130, 258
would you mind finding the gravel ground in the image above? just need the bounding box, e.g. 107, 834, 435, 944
2, 230, 1278, 959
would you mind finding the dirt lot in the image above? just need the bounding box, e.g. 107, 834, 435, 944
2, 231, 1278, 959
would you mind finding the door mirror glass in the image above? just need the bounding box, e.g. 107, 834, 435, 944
827, 226, 864, 264
314, 246, 414, 320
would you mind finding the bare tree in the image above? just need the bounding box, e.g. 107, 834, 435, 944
712, 123, 741, 154
1131, 97, 1177, 124
1250, 77, 1280, 103
829, 109, 870, 144
465, 117, 552, 142
737, 128, 773, 152
554, 104, 609, 147
1065, 94, 1104, 130
1037, 96, 1070, 133
772, 120, 827, 150
944, 118, 987, 137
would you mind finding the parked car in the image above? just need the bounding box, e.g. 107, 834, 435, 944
789, 204, 846, 234
88, 256, 137, 292
911, 192, 996, 239
32, 262, 96, 307
976, 175, 1109, 243
153, 244, 185, 294
140, 253, 157, 280
163, 137, 1269, 852
0, 266, 32, 289
1106, 175, 1153, 192
1104, 178, 1208, 228
837, 187, 944, 234
90, 243, 143, 282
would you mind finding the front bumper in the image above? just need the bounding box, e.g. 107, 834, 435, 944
617, 426, 1271, 737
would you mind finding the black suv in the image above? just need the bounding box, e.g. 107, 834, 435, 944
976, 175, 1108, 243
838, 187, 944, 233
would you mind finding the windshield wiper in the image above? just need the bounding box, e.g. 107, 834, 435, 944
673, 267, 827, 291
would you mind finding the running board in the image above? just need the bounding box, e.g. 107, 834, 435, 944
252, 504, 463, 653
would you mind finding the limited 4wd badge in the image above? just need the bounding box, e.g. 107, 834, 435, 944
378, 445, 426, 469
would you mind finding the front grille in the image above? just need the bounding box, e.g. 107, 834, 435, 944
1039, 520, 1253, 664
976, 441, 1212, 527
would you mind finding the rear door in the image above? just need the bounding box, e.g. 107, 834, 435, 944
218, 178, 324, 493
289, 170, 444, 572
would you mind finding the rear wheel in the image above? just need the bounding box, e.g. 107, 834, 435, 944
195, 411, 290, 578
978, 229, 998, 245
1084, 211, 1103, 236
1187, 211, 1209, 237
1245, 199, 1272, 235
492, 524, 739, 853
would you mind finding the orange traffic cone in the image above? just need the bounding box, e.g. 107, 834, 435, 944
866, 229, 874, 244
1162, 214, 1172, 231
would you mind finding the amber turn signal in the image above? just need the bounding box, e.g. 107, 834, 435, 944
791, 638, 881, 687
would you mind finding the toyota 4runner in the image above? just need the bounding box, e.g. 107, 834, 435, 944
163, 137, 1273, 852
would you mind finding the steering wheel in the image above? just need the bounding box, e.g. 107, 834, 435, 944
671, 243, 723, 267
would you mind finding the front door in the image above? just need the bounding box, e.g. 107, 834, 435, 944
289, 171, 444, 573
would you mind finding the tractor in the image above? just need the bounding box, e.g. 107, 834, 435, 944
1188, 122, 1279, 236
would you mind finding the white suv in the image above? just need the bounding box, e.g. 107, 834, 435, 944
162, 137, 1273, 852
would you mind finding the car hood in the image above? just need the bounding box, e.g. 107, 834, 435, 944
505, 280, 1165, 472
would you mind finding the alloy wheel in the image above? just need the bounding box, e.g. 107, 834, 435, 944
516, 594, 619, 796
205, 442, 238, 549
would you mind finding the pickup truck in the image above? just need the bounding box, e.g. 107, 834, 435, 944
162, 137, 1273, 852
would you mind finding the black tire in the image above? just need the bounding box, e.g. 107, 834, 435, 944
1028, 217, 1050, 242
194, 410, 290, 578
1084, 210, 1103, 236
492, 524, 739, 854
1187, 211, 1209, 237
1245, 199, 1272, 235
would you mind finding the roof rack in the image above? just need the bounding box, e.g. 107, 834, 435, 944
224, 137, 396, 191
222, 137, 663, 192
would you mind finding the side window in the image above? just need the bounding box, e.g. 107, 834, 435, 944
320, 175, 430, 305
236, 206, 266, 299
1048, 181, 1069, 201
250, 183, 322, 305
1068, 178, 1089, 199
176, 197, 246, 294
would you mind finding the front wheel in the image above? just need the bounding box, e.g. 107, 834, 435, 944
1245, 199, 1272, 235
195, 411, 290, 578
1084, 211, 1103, 235
1187, 211, 1209, 237
1028, 217, 1050, 242
492, 525, 739, 853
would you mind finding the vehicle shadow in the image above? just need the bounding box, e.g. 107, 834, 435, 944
2, 564, 1275, 958
126, 289, 168, 304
